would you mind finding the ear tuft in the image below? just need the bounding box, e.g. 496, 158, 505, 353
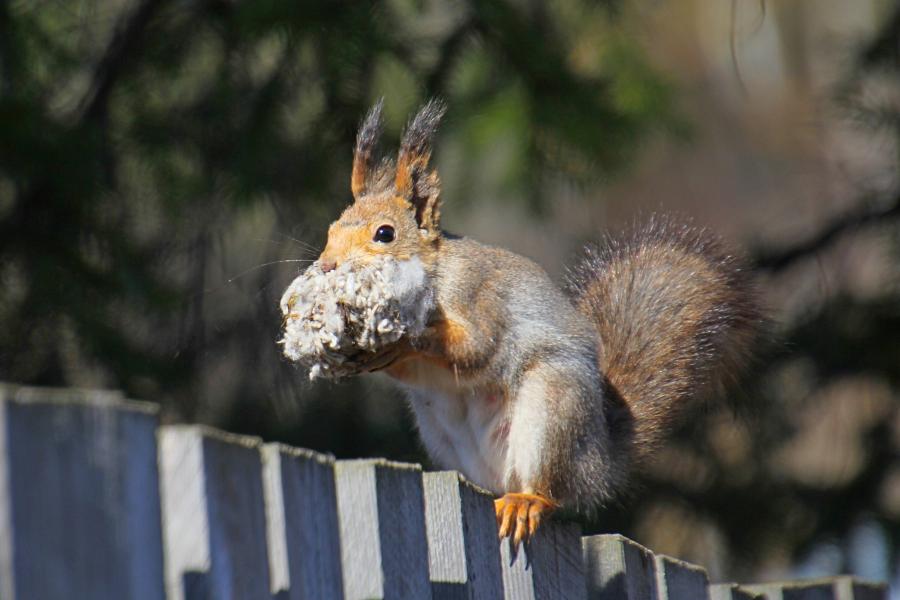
397, 99, 446, 174
351, 99, 385, 199
396, 99, 446, 232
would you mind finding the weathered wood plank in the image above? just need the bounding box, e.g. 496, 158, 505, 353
582, 534, 658, 600
501, 520, 587, 600
0, 383, 893, 600
833, 576, 888, 600
335, 458, 431, 600
0, 384, 165, 600
655, 554, 710, 599
747, 578, 889, 600
745, 581, 836, 600
159, 425, 270, 600
710, 583, 764, 600
262, 443, 343, 600
422, 471, 503, 600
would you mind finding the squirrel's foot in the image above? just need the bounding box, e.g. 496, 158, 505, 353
494, 492, 557, 548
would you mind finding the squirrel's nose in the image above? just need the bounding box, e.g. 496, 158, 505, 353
320, 260, 337, 273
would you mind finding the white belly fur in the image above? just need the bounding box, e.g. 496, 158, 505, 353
390, 361, 510, 494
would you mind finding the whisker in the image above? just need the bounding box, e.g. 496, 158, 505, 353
275, 232, 322, 254
251, 238, 318, 257
193, 259, 315, 300
225, 259, 315, 283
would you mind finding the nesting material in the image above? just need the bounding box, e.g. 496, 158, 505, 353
279, 256, 434, 380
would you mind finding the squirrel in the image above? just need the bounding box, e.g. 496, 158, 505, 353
314, 100, 762, 547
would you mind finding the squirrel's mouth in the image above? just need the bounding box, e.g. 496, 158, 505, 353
360, 345, 404, 373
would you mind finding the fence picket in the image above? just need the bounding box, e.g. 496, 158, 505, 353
0, 385, 165, 600
834, 576, 888, 600
582, 534, 658, 600
422, 471, 504, 599
710, 583, 764, 600
159, 425, 270, 600
745, 581, 837, 600
262, 443, 343, 600
0, 385, 892, 600
500, 520, 586, 600
655, 554, 710, 599
335, 459, 432, 600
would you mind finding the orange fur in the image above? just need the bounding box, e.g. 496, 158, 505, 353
318, 193, 438, 269
350, 159, 368, 198
431, 319, 469, 354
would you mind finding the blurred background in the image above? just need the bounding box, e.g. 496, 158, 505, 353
1, 0, 898, 586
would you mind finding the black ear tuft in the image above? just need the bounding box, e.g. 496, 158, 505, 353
352, 99, 385, 198
398, 99, 446, 167
356, 99, 384, 159
395, 99, 446, 197
395, 99, 446, 233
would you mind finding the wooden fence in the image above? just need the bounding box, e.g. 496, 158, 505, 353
0, 383, 888, 600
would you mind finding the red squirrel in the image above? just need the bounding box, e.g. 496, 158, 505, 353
308, 100, 761, 546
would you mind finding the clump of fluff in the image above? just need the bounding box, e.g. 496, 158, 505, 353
279, 256, 433, 380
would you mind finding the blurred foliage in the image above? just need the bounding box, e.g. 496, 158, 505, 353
0, 0, 677, 418
1, 0, 899, 582
600, 2, 900, 579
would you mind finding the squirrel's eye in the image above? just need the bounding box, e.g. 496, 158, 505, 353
373, 225, 395, 243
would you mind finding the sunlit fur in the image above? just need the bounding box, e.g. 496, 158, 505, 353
568, 216, 763, 468
319, 191, 439, 270
317, 102, 762, 516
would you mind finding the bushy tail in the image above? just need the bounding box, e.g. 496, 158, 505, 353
569, 217, 762, 464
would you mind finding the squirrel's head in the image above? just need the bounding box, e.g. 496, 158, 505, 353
319, 100, 446, 273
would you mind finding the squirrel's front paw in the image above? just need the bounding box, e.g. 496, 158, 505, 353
494, 492, 557, 548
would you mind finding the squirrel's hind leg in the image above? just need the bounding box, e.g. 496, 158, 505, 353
495, 359, 595, 547
500, 353, 620, 536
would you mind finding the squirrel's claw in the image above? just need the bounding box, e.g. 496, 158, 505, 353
494, 492, 556, 549
496, 499, 516, 539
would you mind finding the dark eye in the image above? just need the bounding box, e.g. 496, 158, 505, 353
373, 224, 395, 243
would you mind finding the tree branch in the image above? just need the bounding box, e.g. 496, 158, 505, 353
755, 192, 900, 272
79, 0, 169, 124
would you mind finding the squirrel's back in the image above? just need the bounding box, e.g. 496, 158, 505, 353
570, 217, 762, 463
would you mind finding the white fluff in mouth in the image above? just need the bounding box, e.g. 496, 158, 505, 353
278, 256, 433, 380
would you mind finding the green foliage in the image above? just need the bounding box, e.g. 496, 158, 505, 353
0, 0, 672, 415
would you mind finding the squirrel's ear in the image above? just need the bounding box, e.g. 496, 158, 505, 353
351, 99, 384, 200
396, 99, 446, 233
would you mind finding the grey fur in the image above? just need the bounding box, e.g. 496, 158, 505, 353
408, 236, 632, 513
408, 219, 760, 513
567, 216, 762, 463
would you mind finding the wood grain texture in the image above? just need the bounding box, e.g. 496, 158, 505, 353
423, 471, 503, 600
263, 443, 343, 600
0, 384, 893, 600
710, 583, 764, 600
501, 520, 586, 600
745, 578, 890, 600
745, 581, 836, 600
0, 384, 164, 600
335, 458, 432, 600
159, 425, 270, 600
655, 554, 710, 600
582, 534, 657, 600
834, 577, 888, 600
